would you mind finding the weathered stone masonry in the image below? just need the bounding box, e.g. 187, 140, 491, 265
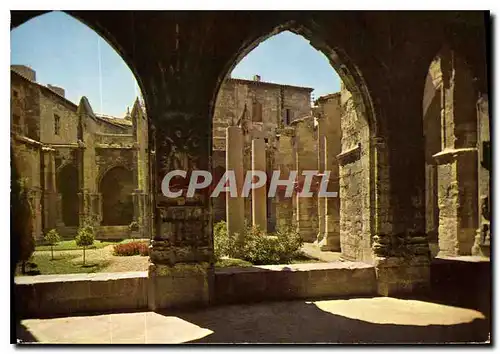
11, 66, 151, 241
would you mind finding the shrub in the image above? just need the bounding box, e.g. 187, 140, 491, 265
213, 221, 246, 260
213, 221, 304, 265
44, 229, 61, 260
113, 241, 149, 256
75, 227, 95, 266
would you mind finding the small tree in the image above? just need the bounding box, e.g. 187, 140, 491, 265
75, 227, 95, 266
44, 229, 61, 260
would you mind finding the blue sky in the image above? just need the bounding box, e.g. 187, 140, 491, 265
11, 11, 341, 117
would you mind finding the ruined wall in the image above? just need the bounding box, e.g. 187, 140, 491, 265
338, 84, 372, 262
212, 78, 312, 229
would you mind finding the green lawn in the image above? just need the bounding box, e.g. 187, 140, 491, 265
35, 239, 144, 251
17, 253, 111, 276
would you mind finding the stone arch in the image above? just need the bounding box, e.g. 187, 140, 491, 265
211, 20, 388, 263
99, 165, 134, 226
57, 163, 79, 227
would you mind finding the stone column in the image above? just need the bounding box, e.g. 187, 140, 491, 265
274, 128, 295, 230
434, 49, 478, 257
370, 81, 431, 296
472, 95, 490, 257
226, 126, 245, 244
292, 117, 318, 242
316, 120, 326, 243
148, 109, 213, 312
55, 193, 64, 227
321, 135, 341, 251
434, 149, 478, 256
252, 137, 267, 232
43, 148, 58, 231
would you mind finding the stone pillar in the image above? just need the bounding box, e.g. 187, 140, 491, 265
274, 128, 295, 230
148, 110, 213, 311
252, 137, 267, 232
55, 193, 64, 227
226, 126, 245, 244
292, 117, 318, 242
472, 95, 490, 257
371, 82, 431, 296
316, 122, 326, 243
434, 149, 478, 256
43, 148, 58, 231
434, 49, 478, 257
321, 134, 341, 251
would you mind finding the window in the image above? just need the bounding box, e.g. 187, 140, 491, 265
12, 90, 19, 99
252, 101, 262, 122
12, 114, 20, 127
284, 108, 292, 125
54, 114, 60, 135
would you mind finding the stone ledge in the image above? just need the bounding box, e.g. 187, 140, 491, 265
214, 261, 377, 304
337, 143, 361, 165
15, 271, 148, 284
15, 272, 149, 318
433, 147, 477, 163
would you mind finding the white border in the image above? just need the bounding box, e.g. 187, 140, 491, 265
2, 1, 497, 352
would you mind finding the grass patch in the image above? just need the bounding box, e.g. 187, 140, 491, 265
215, 253, 321, 268
35, 239, 143, 251
16, 252, 111, 276
215, 258, 253, 268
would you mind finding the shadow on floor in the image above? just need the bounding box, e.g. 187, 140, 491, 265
15, 323, 39, 344
159, 298, 490, 344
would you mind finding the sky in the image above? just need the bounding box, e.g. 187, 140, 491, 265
11, 11, 341, 117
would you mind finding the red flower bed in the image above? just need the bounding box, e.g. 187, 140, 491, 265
113, 241, 149, 256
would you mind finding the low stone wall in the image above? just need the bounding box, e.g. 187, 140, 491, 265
15, 272, 148, 318
97, 225, 130, 240
15, 262, 377, 318
214, 262, 377, 304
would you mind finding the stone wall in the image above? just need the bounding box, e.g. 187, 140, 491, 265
39, 89, 79, 145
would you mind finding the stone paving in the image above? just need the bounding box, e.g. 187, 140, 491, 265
17, 296, 489, 344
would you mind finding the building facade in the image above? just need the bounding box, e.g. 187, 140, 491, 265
11, 65, 151, 240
